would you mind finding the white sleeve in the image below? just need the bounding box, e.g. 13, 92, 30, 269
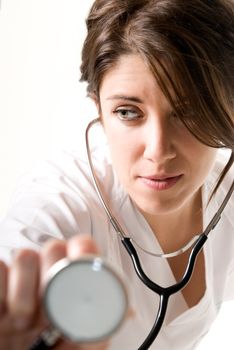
0, 151, 95, 263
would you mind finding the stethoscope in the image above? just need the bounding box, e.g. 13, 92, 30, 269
30, 118, 234, 350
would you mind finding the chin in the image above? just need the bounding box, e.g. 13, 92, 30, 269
132, 182, 195, 216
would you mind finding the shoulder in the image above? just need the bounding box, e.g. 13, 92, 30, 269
206, 152, 234, 301
11, 140, 113, 204
0, 145, 110, 253
3, 135, 126, 232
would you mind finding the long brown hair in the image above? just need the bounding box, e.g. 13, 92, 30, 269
80, 0, 234, 194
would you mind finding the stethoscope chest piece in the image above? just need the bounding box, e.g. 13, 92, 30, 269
44, 256, 128, 343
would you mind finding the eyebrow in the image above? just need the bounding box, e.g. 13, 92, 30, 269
106, 94, 144, 104
106, 94, 190, 109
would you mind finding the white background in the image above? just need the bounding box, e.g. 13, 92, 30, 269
0, 1, 233, 348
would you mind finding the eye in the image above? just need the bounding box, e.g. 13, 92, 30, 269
113, 108, 142, 121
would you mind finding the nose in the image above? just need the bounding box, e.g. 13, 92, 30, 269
143, 117, 176, 163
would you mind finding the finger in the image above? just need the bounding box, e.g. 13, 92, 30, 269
0, 261, 8, 315
67, 234, 100, 260
7, 249, 40, 330
77, 341, 110, 350
54, 338, 110, 350
41, 239, 67, 279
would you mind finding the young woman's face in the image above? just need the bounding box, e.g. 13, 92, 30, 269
98, 54, 217, 216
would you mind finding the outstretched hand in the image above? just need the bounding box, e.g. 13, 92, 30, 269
0, 235, 109, 350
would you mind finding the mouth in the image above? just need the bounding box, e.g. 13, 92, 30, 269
139, 174, 183, 191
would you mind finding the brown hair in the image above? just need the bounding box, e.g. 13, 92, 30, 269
80, 0, 234, 194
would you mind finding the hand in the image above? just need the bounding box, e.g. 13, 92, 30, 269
0, 235, 110, 350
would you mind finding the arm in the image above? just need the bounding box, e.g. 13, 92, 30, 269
0, 235, 110, 350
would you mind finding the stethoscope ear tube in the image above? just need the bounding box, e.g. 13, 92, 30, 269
85, 118, 234, 350
28, 122, 233, 350
122, 233, 207, 295
125, 233, 208, 350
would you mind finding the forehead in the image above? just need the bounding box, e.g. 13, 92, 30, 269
100, 54, 157, 91
99, 54, 177, 103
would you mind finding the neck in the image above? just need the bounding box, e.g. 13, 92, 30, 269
140, 190, 203, 254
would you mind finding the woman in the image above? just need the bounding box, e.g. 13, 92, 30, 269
0, 0, 233, 349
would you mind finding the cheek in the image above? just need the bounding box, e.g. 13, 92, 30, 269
104, 131, 137, 185
198, 149, 217, 175
103, 120, 137, 163
107, 138, 131, 171
185, 139, 217, 177
178, 128, 216, 161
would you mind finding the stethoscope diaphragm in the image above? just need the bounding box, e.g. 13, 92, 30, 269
44, 256, 128, 343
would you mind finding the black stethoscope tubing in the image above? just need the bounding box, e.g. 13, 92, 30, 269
86, 118, 234, 350
122, 234, 207, 349
28, 119, 233, 350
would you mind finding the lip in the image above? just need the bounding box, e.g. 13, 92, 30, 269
139, 174, 183, 191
